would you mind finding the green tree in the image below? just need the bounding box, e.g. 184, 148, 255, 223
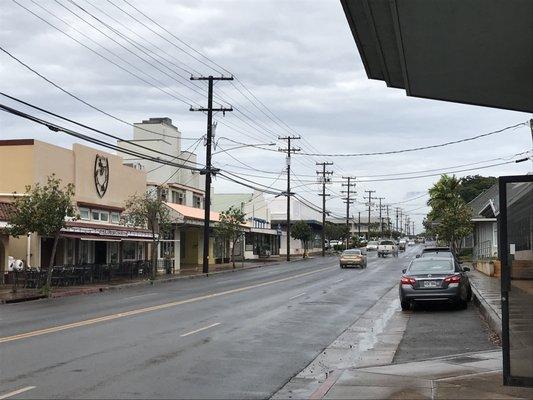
458, 175, 497, 203
426, 175, 473, 250
214, 206, 246, 268
291, 221, 313, 257
7, 175, 76, 296
123, 188, 172, 280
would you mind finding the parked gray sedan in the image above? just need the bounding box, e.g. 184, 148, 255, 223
399, 257, 472, 311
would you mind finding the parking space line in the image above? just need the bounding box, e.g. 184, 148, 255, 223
333, 279, 344, 283
180, 323, 220, 337
289, 292, 306, 300
0, 386, 36, 399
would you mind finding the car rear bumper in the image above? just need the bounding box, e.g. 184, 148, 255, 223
340, 260, 365, 267
400, 285, 461, 302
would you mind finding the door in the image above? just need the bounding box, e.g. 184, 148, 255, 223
94, 241, 107, 264
499, 176, 533, 387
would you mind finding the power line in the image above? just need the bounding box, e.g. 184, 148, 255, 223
0, 45, 199, 141
0, 92, 203, 166
288, 122, 528, 157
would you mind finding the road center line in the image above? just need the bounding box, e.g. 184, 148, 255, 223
333, 278, 344, 283
0, 386, 36, 400
289, 292, 306, 300
180, 323, 220, 337
0, 266, 334, 344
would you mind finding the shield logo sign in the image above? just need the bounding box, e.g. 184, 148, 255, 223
94, 155, 109, 198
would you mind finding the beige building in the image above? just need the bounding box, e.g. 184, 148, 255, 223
0, 139, 152, 281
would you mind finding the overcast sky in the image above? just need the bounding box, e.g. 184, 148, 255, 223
1, 0, 531, 232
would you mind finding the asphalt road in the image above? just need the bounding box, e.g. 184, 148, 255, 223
393, 289, 499, 363
0, 247, 419, 399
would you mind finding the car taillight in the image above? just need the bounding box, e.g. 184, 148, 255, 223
401, 276, 416, 285
444, 275, 461, 283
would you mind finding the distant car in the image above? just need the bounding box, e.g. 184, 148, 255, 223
340, 249, 367, 268
398, 239, 407, 251
366, 241, 379, 251
377, 240, 398, 258
418, 247, 461, 264
408, 240, 415, 246
399, 257, 472, 311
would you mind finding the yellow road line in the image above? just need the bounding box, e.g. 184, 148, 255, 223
0, 266, 334, 344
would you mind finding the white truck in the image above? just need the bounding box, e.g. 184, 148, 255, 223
377, 239, 398, 258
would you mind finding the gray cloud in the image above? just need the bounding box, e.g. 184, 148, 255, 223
1, 0, 531, 230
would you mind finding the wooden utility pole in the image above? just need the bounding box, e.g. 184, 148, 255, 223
279, 136, 301, 261
341, 177, 356, 249
190, 75, 233, 274
316, 162, 333, 256
365, 190, 376, 240
376, 197, 384, 237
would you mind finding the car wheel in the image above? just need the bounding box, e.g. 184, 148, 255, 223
340, 265, 344, 269
457, 298, 468, 310
401, 300, 410, 311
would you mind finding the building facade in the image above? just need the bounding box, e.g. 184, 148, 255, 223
0, 139, 152, 281
212, 191, 280, 259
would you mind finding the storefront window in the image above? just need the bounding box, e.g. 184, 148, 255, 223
92, 210, 100, 221
108, 242, 119, 264
137, 243, 145, 260
78, 241, 94, 264
122, 241, 136, 260
64, 238, 75, 265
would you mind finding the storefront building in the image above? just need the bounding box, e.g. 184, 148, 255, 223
0, 139, 151, 279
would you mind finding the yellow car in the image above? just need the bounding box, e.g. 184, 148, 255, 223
340, 249, 367, 269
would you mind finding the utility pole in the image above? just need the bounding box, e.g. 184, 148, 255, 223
316, 162, 333, 257
358, 211, 361, 238
376, 197, 384, 237
412, 221, 415, 236
385, 205, 390, 237
365, 190, 376, 240
190, 75, 233, 274
279, 136, 301, 261
399, 209, 404, 236
395, 207, 400, 234
341, 177, 356, 249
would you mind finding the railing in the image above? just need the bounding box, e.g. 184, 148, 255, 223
9, 259, 175, 289
473, 240, 494, 260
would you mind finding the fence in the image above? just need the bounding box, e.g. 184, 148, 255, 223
473, 240, 494, 260
9, 259, 175, 289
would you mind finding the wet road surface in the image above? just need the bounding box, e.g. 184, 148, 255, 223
0, 248, 419, 399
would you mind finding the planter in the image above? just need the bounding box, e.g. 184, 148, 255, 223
474, 260, 495, 277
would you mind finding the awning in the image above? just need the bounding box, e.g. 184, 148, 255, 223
61, 221, 153, 241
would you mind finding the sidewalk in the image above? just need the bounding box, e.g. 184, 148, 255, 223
0, 256, 314, 304
274, 266, 524, 399
316, 350, 533, 399
468, 266, 502, 337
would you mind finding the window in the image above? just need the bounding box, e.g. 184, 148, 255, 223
64, 238, 75, 265
100, 211, 109, 222
92, 210, 100, 221
122, 241, 136, 260
171, 190, 184, 205
108, 242, 119, 264
111, 212, 120, 224
79, 207, 90, 220
193, 195, 202, 209
78, 241, 94, 264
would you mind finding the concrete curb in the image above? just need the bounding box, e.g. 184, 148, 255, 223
471, 281, 502, 338
0, 256, 320, 304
